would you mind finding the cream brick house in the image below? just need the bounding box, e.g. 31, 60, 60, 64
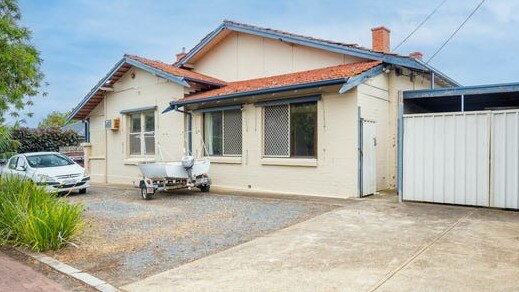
68, 21, 458, 198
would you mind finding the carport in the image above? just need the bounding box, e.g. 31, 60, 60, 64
398, 82, 519, 209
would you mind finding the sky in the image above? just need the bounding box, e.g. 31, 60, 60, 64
15, 0, 519, 127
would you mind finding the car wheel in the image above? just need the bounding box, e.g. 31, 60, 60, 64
141, 186, 153, 200
79, 188, 87, 194
200, 185, 210, 192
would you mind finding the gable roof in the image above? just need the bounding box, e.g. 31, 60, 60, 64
166, 61, 382, 109
175, 20, 459, 87
126, 55, 226, 86
67, 54, 226, 121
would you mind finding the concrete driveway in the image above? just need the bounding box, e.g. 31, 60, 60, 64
123, 195, 519, 292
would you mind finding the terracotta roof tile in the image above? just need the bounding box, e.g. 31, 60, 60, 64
125, 54, 226, 85
181, 61, 381, 102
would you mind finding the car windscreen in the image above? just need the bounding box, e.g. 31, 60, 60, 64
26, 154, 74, 168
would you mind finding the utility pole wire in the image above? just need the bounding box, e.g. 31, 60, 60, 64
393, 0, 449, 52
426, 0, 487, 64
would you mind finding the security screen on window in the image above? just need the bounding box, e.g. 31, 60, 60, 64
203, 109, 242, 156
129, 111, 155, 156
264, 101, 317, 158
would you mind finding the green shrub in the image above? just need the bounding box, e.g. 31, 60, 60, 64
0, 126, 20, 159
0, 176, 84, 251
11, 127, 79, 153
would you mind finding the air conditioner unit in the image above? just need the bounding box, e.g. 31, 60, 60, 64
104, 118, 120, 131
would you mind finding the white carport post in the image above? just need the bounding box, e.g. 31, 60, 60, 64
397, 102, 404, 203
358, 106, 363, 198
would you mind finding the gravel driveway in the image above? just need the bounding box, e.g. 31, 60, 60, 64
49, 186, 336, 287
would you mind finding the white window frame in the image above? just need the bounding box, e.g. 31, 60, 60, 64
128, 111, 155, 157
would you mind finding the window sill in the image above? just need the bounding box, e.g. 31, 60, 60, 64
124, 157, 155, 165
207, 156, 242, 164
260, 157, 317, 167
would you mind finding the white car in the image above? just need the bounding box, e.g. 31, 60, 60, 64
0, 152, 90, 194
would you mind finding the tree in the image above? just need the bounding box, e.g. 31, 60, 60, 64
0, 0, 44, 124
39, 111, 70, 128
0, 126, 20, 159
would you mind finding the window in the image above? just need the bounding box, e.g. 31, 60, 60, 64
263, 101, 317, 158
203, 109, 242, 156
26, 154, 74, 168
8, 156, 18, 169
129, 111, 155, 156
16, 157, 26, 169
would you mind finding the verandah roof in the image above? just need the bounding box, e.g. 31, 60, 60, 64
165, 61, 383, 111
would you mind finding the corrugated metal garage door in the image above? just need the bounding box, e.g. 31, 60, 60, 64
403, 110, 519, 209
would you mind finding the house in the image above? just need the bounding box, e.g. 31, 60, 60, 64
68, 20, 458, 198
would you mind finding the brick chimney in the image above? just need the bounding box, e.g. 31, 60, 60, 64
409, 51, 423, 60
176, 47, 187, 62
371, 26, 391, 53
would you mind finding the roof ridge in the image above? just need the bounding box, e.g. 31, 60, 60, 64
222, 20, 419, 59
222, 20, 368, 50
175, 20, 458, 86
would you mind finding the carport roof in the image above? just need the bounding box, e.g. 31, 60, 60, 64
403, 82, 519, 113
403, 82, 519, 99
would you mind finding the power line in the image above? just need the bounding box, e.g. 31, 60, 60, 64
393, 0, 449, 52
426, 0, 487, 64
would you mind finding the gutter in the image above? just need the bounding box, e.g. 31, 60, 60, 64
184, 77, 227, 87
173, 105, 193, 155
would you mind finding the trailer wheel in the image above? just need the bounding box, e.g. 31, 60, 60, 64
141, 186, 153, 200
200, 185, 210, 192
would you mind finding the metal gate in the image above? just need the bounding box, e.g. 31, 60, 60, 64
403, 110, 519, 209
491, 111, 519, 209
361, 120, 377, 197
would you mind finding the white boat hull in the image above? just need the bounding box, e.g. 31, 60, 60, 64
138, 158, 210, 179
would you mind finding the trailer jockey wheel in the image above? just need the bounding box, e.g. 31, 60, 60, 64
141, 185, 153, 200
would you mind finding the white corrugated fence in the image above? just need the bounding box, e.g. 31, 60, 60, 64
403, 110, 519, 209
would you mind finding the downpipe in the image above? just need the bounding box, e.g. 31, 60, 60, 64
173, 105, 193, 156
174, 105, 194, 188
